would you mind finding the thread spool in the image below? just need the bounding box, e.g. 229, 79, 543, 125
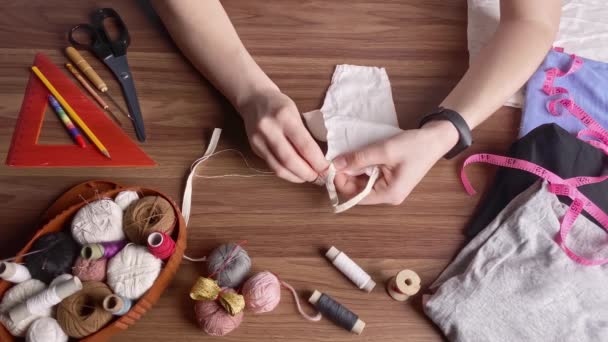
81, 240, 126, 260
147, 232, 176, 260
72, 257, 107, 282
106, 244, 162, 300
9, 276, 82, 325
0, 279, 47, 336
123, 196, 176, 245
194, 288, 244, 336
26, 317, 68, 342
102, 294, 132, 316
25, 231, 78, 284
207, 243, 251, 288
114, 190, 140, 211
386, 269, 420, 301
325, 246, 375, 292
56, 281, 114, 338
308, 290, 365, 335
71, 199, 125, 245
0, 262, 32, 283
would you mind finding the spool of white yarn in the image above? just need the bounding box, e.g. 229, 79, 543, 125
0, 279, 49, 336
49, 274, 74, 288
106, 244, 162, 300
325, 246, 376, 292
71, 199, 125, 244
26, 317, 68, 342
0, 262, 32, 283
0, 279, 46, 314
9, 276, 82, 324
114, 190, 140, 211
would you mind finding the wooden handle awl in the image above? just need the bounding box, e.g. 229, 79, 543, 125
65, 46, 108, 92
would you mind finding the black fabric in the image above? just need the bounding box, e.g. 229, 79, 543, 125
466, 124, 608, 240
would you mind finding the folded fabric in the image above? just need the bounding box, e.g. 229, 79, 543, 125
466, 124, 608, 240
467, 0, 608, 108
426, 181, 608, 342
303, 64, 403, 213
520, 49, 608, 137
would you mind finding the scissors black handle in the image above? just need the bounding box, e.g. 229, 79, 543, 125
68, 8, 130, 59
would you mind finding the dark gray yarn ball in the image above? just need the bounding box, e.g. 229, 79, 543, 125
25, 231, 78, 284
206, 243, 251, 288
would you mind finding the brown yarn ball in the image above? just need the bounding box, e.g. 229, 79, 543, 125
123, 196, 176, 245
56, 281, 114, 338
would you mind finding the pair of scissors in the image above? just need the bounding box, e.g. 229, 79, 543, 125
68, 8, 146, 142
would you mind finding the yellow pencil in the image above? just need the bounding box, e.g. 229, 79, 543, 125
31, 66, 111, 159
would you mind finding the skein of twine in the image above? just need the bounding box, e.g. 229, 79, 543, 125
102, 294, 132, 316
147, 232, 176, 260
123, 196, 176, 245
325, 246, 376, 292
0, 262, 32, 283
308, 290, 365, 335
190, 277, 245, 316
56, 281, 114, 338
81, 240, 127, 260
8, 276, 82, 324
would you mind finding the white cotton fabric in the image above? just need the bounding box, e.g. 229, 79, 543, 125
468, 0, 608, 108
303, 64, 402, 212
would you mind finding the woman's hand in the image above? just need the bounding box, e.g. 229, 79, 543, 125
332, 120, 459, 205
238, 90, 329, 183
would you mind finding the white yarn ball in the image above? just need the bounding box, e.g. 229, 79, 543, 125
106, 244, 162, 300
26, 317, 67, 342
0, 279, 52, 337
0, 279, 46, 313
114, 191, 140, 211
71, 199, 125, 244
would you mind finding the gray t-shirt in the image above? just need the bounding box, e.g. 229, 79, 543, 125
425, 182, 608, 342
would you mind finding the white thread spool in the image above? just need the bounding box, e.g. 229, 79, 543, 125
0, 262, 32, 283
386, 269, 420, 301
325, 246, 376, 292
26, 317, 68, 342
114, 190, 140, 211
9, 276, 82, 324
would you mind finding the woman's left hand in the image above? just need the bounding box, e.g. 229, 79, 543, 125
332, 120, 459, 205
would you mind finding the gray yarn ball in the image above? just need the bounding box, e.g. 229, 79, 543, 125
206, 243, 251, 288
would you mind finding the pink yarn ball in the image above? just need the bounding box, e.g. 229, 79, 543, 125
71, 256, 107, 282
194, 289, 243, 336
242, 271, 281, 314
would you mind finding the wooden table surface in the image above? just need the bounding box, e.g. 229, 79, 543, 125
0, 1, 521, 341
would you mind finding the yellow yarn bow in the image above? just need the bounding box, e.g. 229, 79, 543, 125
189, 277, 245, 316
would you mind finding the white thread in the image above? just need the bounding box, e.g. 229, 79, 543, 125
0, 279, 46, 314
9, 276, 82, 324
114, 190, 140, 211
1, 248, 49, 263
183, 255, 207, 262
326, 164, 380, 213
325, 246, 375, 292
26, 317, 68, 342
106, 244, 162, 300
0, 262, 32, 283
0, 279, 49, 336
71, 199, 125, 244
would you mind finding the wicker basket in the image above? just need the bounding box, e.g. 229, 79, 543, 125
0, 180, 186, 341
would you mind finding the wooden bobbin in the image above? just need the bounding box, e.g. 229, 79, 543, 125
386, 269, 421, 302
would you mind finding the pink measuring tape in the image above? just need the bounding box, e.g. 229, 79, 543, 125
543, 49, 608, 150
461, 153, 608, 266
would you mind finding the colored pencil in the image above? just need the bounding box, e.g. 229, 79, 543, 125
48, 95, 86, 148
31, 66, 111, 159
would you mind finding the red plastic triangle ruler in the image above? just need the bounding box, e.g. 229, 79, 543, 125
6, 53, 155, 167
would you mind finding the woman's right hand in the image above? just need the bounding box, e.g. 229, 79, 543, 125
238, 90, 329, 183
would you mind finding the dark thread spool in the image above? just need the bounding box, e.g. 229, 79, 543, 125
308, 290, 365, 334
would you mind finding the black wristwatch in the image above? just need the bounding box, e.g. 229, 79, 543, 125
419, 107, 472, 159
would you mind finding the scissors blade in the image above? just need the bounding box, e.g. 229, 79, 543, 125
103, 55, 146, 142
